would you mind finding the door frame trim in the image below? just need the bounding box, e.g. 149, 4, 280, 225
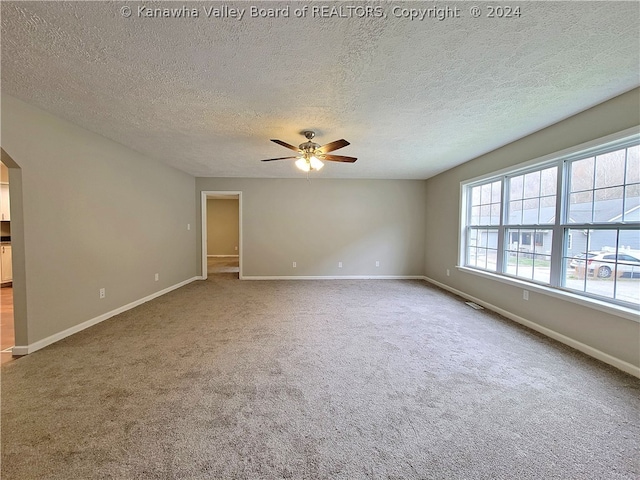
1, 148, 27, 353
201, 191, 242, 280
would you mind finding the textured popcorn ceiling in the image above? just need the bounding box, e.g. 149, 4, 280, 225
1, 1, 639, 179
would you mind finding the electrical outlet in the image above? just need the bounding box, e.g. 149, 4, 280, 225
523, 290, 529, 300
292, 261, 296, 268
235, 246, 238, 251
446, 269, 450, 276
338, 262, 342, 268
99, 288, 105, 299
155, 273, 159, 281
187, 223, 191, 230
376, 261, 380, 267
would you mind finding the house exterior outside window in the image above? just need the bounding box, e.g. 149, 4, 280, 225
460, 129, 640, 309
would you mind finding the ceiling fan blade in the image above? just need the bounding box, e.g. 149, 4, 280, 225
261, 156, 299, 162
271, 139, 302, 152
321, 154, 357, 163
317, 139, 350, 154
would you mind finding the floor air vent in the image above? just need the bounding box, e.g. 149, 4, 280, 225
465, 301, 484, 310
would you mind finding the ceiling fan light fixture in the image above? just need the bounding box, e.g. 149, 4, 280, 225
295, 155, 324, 172
309, 156, 324, 170
295, 157, 311, 172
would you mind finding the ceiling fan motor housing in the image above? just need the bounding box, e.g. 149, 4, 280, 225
300, 141, 320, 155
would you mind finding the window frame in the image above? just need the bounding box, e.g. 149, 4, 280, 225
458, 127, 640, 320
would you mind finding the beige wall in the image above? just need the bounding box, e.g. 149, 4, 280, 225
1, 161, 9, 182
197, 178, 427, 277
207, 199, 239, 255
1, 95, 199, 347
424, 88, 640, 369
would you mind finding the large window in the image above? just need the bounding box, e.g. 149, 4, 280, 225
461, 132, 640, 309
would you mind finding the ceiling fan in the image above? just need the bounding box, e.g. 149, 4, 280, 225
261, 131, 357, 172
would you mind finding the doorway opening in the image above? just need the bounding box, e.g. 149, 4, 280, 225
1, 148, 25, 362
1, 159, 14, 364
201, 192, 242, 280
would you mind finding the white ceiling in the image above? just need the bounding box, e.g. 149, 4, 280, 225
1, 1, 638, 179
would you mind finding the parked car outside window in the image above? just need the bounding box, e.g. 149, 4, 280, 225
569, 252, 598, 269
572, 251, 640, 278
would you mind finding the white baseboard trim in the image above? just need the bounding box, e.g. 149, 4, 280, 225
12, 276, 200, 357
11, 345, 28, 356
423, 276, 640, 379
208, 255, 239, 258
242, 275, 426, 281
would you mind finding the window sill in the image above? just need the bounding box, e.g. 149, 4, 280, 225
457, 266, 640, 323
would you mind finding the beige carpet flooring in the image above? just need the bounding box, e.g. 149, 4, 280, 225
1, 277, 639, 479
